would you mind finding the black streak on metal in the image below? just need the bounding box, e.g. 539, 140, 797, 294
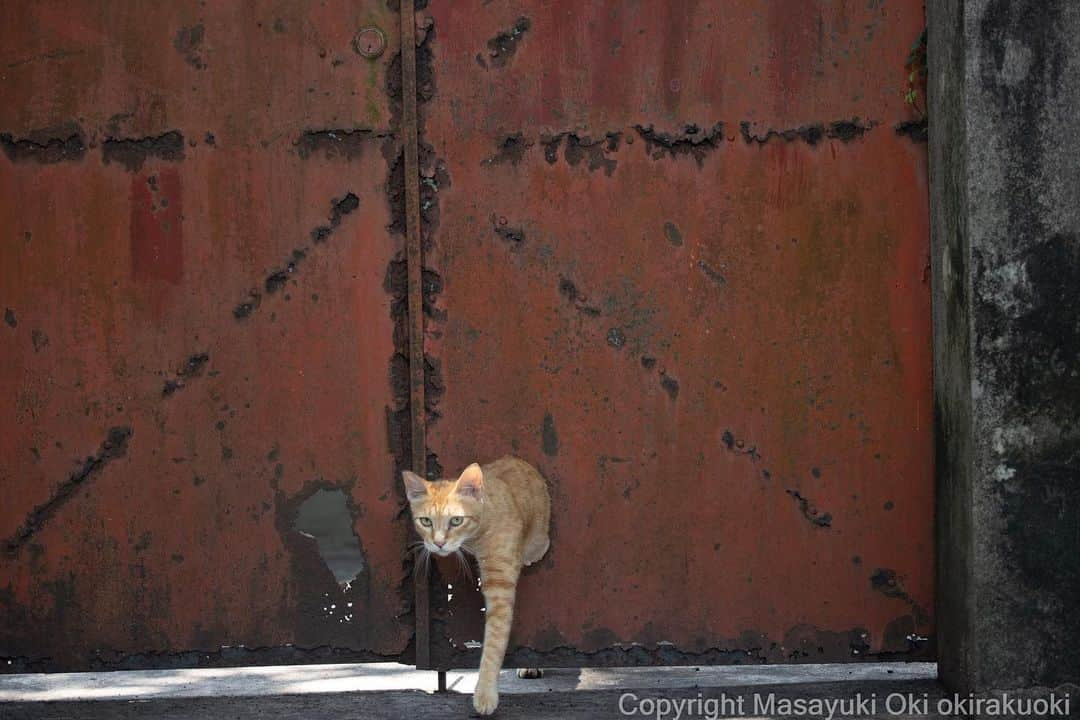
541, 413, 559, 457
634, 123, 724, 165
4, 308, 15, 328
295, 128, 391, 160
234, 192, 359, 318
785, 489, 833, 528
161, 353, 210, 397
697, 260, 726, 286
4, 426, 133, 556
102, 131, 185, 172
478, 17, 531, 69
0, 124, 86, 164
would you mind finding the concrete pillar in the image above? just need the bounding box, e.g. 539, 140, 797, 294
929, 0, 1080, 694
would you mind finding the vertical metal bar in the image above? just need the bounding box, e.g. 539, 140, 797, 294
399, 0, 431, 671
437, 670, 448, 692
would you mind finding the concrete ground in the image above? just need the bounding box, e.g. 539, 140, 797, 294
0, 662, 955, 719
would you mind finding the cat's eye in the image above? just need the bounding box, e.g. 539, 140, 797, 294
449, 516, 464, 527
418, 517, 432, 527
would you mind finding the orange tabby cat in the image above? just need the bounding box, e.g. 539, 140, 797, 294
403, 456, 551, 715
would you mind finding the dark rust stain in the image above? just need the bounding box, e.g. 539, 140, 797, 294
785, 489, 833, 528
491, 215, 524, 246
740, 118, 874, 146
162, 353, 210, 397
294, 128, 390, 160
870, 568, 930, 625
234, 192, 359, 319
541, 412, 559, 456
483, 133, 531, 166
0, 123, 86, 164
174, 24, 206, 69
102, 132, 185, 172
4, 426, 133, 556
895, 118, 928, 143
634, 123, 724, 164
477, 16, 531, 69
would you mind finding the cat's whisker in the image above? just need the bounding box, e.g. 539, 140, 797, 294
455, 549, 474, 584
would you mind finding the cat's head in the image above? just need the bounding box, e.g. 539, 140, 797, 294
402, 463, 484, 557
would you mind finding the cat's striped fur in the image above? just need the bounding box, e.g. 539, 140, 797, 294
403, 456, 551, 715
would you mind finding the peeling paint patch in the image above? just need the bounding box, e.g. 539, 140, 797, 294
634, 123, 724, 164
102, 132, 185, 172
540, 132, 620, 175
785, 489, 832, 528
826, 119, 874, 141
294, 128, 390, 160
741, 121, 825, 145
4, 426, 133, 556
482, 132, 531, 166
477, 17, 531, 69
740, 118, 874, 146
0, 123, 86, 164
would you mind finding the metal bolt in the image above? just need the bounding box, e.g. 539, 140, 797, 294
353, 27, 386, 59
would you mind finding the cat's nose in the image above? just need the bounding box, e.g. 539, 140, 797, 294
434, 540, 446, 548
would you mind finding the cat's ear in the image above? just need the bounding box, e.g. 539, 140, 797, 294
401, 470, 428, 501
455, 463, 484, 499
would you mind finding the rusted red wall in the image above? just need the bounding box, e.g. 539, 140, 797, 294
0, 1, 412, 670
422, 0, 933, 665
2, 0, 933, 672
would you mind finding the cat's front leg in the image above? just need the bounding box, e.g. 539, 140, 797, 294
473, 558, 521, 715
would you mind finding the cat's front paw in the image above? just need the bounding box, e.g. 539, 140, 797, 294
473, 685, 499, 715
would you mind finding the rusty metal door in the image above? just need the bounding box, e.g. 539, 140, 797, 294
1, 1, 415, 670
2, 0, 933, 674
416, 0, 934, 668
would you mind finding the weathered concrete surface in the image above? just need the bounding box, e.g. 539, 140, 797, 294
929, 0, 1080, 695
0, 678, 950, 720
0, 661, 935, 701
